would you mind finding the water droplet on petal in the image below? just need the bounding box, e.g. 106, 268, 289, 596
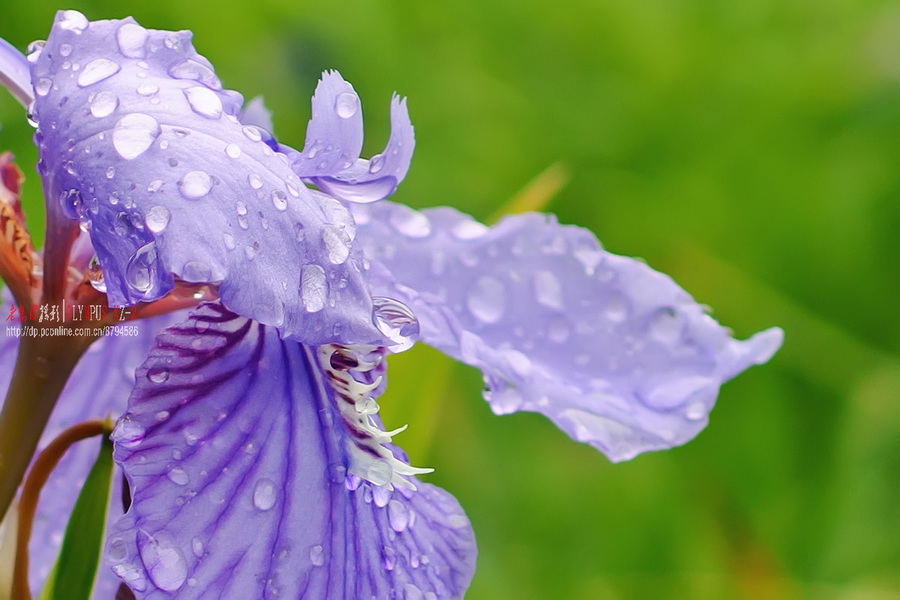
368, 154, 385, 174
225, 143, 241, 158
179, 171, 212, 199
111, 563, 148, 592
372, 296, 419, 352
467, 276, 506, 324
451, 219, 489, 240
533, 270, 563, 310
26, 41, 45, 64
113, 113, 160, 160
309, 544, 325, 566
167, 467, 189, 485
334, 92, 359, 118
322, 225, 351, 264
300, 265, 328, 313
136, 82, 158, 96
191, 538, 203, 558
147, 366, 169, 384
117, 22, 148, 58
137, 531, 187, 592
605, 293, 629, 323
111, 416, 145, 448
90, 90, 119, 118
365, 461, 393, 487
404, 584, 425, 600
169, 60, 220, 89
78, 59, 120, 87
242, 126, 262, 142
389, 206, 431, 238
125, 241, 158, 294
58, 10, 89, 33
145, 205, 171, 233
271, 190, 288, 211
381, 546, 397, 571
649, 307, 683, 343
182, 261, 211, 282
34, 78, 51, 97
183, 86, 223, 119
388, 500, 410, 532
88, 254, 106, 292
253, 479, 277, 511
247, 174, 262, 190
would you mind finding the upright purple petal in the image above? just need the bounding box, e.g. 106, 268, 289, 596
281, 71, 415, 204
107, 303, 476, 599
355, 203, 783, 462
28, 12, 383, 345
0, 292, 188, 596
0, 37, 32, 107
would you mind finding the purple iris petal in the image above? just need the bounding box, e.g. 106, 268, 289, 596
353, 203, 783, 462
0, 293, 188, 596
280, 71, 415, 204
28, 12, 384, 345
0, 37, 31, 107
107, 303, 476, 598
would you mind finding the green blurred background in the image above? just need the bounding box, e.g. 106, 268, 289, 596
2, 0, 899, 598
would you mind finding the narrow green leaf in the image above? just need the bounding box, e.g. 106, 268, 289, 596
38, 435, 114, 600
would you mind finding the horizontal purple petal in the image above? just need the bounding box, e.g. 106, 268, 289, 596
0, 36, 32, 107
354, 203, 783, 462
28, 12, 383, 345
107, 303, 476, 599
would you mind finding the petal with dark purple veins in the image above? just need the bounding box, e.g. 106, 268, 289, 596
107, 303, 476, 599
354, 203, 783, 462
0, 292, 188, 596
29, 12, 382, 345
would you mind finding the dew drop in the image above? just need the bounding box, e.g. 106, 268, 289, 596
686, 401, 707, 421
111, 416, 145, 449
381, 546, 397, 571
167, 467, 189, 486
322, 225, 351, 264
125, 242, 158, 295
183, 86, 223, 119
309, 545, 325, 567
34, 78, 52, 97
78, 59, 120, 87
137, 531, 187, 592
334, 92, 359, 118
88, 254, 106, 292
116, 22, 148, 58
533, 270, 563, 310
59, 43, 73, 57
182, 261, 211, 282
328, 463, 347, 484
58, 10, 89, 33
271, 190, 288, 211
404, 584, 425, 600
368, 154, 385, 174
179, 171, 212, 199
113, 113, 160, 160
253, 479, 277, 511
136, 82, 158, 96
605, 293, 629, 323
145, 205, 171, 233
223, 233, 235, 250
451, 219, 489, 240
388, 500, 410, 532
191, 538, 203, 558
365, 461, 393, 487
147, 366, 169, 384
244, 244, 258, 261
372, 297, 419, 352
236, 200, 248, 216
225, 143, 241, 158
247, 174, 262, 190
90, 90, 119, 118
467, 276, 506, 324
242, 126, 262, 142
389, 206, 431, 238
300, 265, 328, 313
169, 60, 220, 89
489, 387, 525, 415
111, 563, 148, 592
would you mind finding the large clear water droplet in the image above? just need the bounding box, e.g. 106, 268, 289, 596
77, 58, 120, 87
183, 86, 223, 119
34, 78, 51, 97
300, 265, 327, 313
88, 254, 106, 292
113, 113, 160, 160
90, 91, 118, 118
322, 225, 351, 264
167, 467, 189, 486
116, 22, 148, 58
387, 500, 410, 532
145, 205, 171, 233
137, 531, 187, 592
168, 60, 220, 90
451, 219, 489, 240
125, 241, 158, 295
26, 41, 45, 64
271, 190, 288, 211
335, 92, 359, 118
179, 171, 212, 199
253, 479, 277, 511
372, 296, 419, 353
467, 276, 506, 324
111, 416, 145, 448
147, 366, 169, 384
58, 10, 89, 33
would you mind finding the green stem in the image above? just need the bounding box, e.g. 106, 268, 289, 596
0, 329, 91, 528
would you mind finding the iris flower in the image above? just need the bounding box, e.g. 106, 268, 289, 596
0, 11, 782, 600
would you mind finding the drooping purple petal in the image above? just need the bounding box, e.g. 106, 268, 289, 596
280, 71, 415, 204
0, 291, 188, 596
107, 303, 476, 599
354, 203, 784, 462
0, 36, 32, 107
28, 12, 384, 345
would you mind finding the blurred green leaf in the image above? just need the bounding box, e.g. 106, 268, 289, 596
38, 436, 113, 600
